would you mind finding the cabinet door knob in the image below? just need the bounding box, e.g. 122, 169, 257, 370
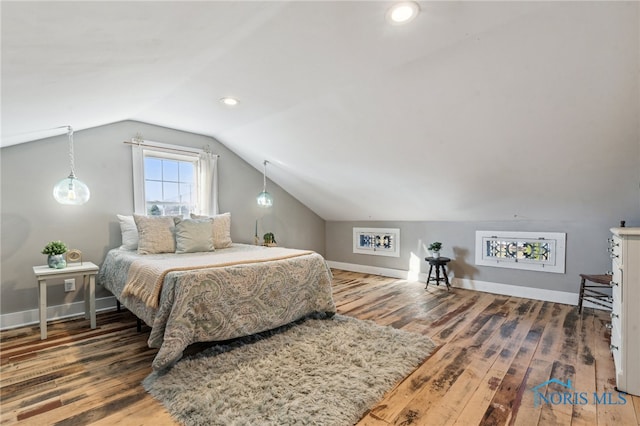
606, 323, 613, 329
611, 281, 619, 287
610, 344, 619, 351
610, 312, 619, 319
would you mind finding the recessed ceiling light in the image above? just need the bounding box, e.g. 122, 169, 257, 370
220, 97, 240, 106
387, 2, 420, 25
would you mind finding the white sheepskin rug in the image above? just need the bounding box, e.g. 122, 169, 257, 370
143, 314, 435, 426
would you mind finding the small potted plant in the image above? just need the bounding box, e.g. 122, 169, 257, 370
428, 241, 442, 258
263, 232, 277, 247
42, 240, 68, 269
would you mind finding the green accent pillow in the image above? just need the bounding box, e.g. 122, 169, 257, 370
190, 212, 233, 249
174, 218, 215, 254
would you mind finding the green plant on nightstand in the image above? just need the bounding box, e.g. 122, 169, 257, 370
42, 240, 68, 269
263, 232, 277, 246
428, 241, 442, 258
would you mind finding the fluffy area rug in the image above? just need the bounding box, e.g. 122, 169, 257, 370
143, 314, 435, 426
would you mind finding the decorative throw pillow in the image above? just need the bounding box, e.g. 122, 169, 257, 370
174, 217, 215, 254
117, 214, 138, 250
134, 215, 177, 255
191, 212, 233, 249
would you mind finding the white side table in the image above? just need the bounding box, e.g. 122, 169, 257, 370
32, 262, 99, 339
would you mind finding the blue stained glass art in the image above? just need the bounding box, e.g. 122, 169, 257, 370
485, 240, 550, 261
358, 234, 394, 250
354, 228, 400, 258
359, 234, 394, 249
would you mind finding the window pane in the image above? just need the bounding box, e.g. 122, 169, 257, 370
163, 182, 179, 202
180, 183, 192, 204
165, 204, 182, 216
163, 160, 179, 182
180, 162, 195, 183
147, 203, 164, 216
145, 181, 162, 202
145, 158, 162, 180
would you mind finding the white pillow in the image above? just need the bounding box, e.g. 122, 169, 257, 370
191, 212, 233, 249
117, 214, 138, 250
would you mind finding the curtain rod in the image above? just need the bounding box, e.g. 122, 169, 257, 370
123, 140, 219, 157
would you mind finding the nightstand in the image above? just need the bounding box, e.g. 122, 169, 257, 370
32, 262, 99, 339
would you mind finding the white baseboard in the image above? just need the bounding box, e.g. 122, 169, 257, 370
326, 261, 410, 280
0, 296, 118, 331
327, 261, 595, 307
450, 277, 577, 306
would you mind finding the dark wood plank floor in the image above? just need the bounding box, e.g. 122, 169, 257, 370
1, 270, 638, 425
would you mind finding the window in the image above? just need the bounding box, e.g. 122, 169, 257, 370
131, 140, 218, 216
143, 153, 197, 216
475, 230, 566, 273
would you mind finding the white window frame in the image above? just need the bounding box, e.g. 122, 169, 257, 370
353, 227, 400, 257
475, 230, 566, 273
132, 140, 205, 216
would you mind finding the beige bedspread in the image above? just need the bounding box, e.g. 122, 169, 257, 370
122, 247, 313, 309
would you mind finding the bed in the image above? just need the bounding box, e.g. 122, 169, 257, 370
97, 214, 336, 370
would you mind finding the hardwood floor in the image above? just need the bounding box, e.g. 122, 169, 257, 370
1, 269, 638, 425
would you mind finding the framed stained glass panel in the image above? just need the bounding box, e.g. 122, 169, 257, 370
353, 228, 400, 257
475, 231, 566, 273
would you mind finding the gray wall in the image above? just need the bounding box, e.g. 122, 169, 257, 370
2, 119, 638, 317
326, 218, 640, 295
1, 120, 325, 315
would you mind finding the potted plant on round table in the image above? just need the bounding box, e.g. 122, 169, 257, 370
428, 241, 442, 259
42, 240, 68, 269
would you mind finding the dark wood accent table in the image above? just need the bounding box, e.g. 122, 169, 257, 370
578, 273, 612, 313
425, 256, 451, 291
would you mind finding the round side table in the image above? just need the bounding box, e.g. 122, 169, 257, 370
425, 256, 451, 291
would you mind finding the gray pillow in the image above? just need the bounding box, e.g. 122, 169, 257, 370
190, 212, 233, 248
174, 217, 215, 254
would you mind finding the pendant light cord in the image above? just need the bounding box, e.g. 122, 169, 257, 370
67, 126, 76, 178
263, 160, 268, 191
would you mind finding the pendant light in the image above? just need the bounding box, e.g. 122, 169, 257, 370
256, 160, 273, 208
53, 126, 90, 205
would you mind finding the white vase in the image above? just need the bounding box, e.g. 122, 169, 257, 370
431, 251, 440, 259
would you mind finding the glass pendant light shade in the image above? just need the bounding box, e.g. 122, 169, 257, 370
257, 160, 273, 208
257, 190, 273, 208
53, 126, 90, 205
53, 173, 91, 205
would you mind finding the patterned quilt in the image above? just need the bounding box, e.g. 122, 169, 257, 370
97, 244, 336, 370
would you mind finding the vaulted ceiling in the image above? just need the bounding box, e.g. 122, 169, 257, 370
2, 1, 639, 221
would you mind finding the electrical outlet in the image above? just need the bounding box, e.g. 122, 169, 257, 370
64, 279, 76, 292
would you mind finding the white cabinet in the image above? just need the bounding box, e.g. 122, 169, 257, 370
609, 227, 640, 396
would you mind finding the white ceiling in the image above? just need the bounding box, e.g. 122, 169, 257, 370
2, 1, 638, 221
